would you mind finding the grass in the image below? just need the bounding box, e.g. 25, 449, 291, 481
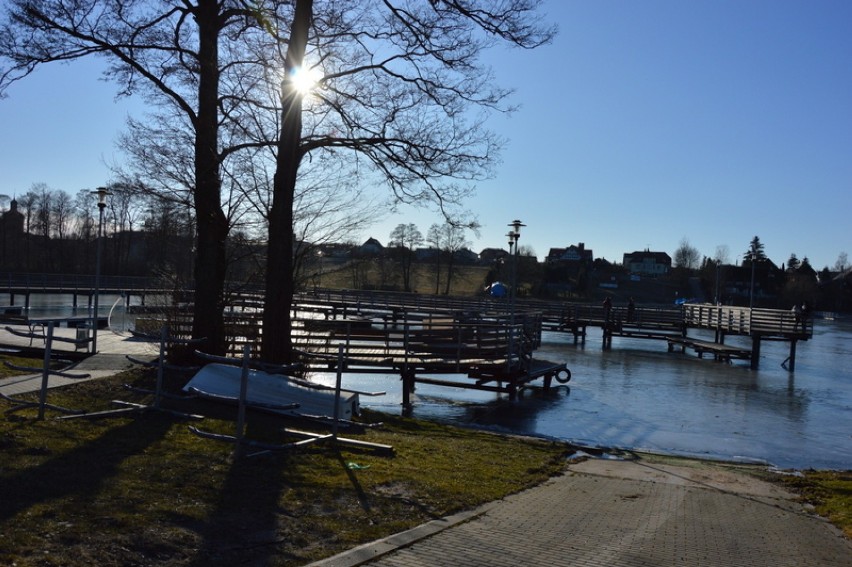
0, 354, 67, 379
771, 470, 852, 538
0, 365, 570, 566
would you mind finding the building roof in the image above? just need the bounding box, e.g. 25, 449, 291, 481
546, 243, 593, 262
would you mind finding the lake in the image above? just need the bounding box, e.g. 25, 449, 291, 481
315, 318, 852, 470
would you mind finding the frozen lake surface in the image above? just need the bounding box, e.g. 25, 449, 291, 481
318, 319, 852, 470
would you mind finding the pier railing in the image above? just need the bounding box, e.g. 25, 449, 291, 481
0, 272, 158, 292
682, 304, 810, 337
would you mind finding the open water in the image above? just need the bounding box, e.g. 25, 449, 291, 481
316, 319, 852, 470
5, 293, 850, 470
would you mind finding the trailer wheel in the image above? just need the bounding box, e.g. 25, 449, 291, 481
555, 368, 571, 384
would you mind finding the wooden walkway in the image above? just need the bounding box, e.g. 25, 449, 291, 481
148, 291, 813, 372
667, 337, 753, 363
142, 306, 568, 405
3, 288, 816, 408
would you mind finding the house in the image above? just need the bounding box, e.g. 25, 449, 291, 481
546, 242, 594, 264
357, 237, 384, 256
415, 247, 439, 261
0, 198, 26, 270
453, 247, 479, 264
623, 249, 671, 276
478, 247, 509, 264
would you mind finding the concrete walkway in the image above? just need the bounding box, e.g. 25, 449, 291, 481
0, 325, 158, 397
313, 458, 852, 567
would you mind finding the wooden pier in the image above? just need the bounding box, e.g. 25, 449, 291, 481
666, 337, 753, 363
164, 290, 812, 372
3, 284, 816, 403
148, 299, 569, 408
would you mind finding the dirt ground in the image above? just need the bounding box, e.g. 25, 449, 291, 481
568, 454, 798, 502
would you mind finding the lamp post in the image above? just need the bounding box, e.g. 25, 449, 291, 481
506, 231, 516, 305
507, 220, 525, 304
506, 219, 526, 316
91, 187, 111, 354
506, 220, 524, 368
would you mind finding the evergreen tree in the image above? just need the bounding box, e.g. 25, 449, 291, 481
744, 236, 767, 264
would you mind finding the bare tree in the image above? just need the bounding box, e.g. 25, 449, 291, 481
51, 189, 74, 271
388, 223, 424, 292
262, 0, 555, 362
31, 183, 52, 242
714, 245, 731, 266
51, 190, 73, 240
73, 189, 97, 272
1, 0, 269, 354
673, 237, 700, 270
441, 224, 471, 295
426, 223, 444, 294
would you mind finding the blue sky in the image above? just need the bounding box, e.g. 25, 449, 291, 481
1, 0, 850, 270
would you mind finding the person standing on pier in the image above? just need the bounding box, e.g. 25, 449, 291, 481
627, 297, 635, 322
792, 303, 804, 330
603, 296, 612, 323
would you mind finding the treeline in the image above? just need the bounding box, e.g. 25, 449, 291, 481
0, 184, 194, 279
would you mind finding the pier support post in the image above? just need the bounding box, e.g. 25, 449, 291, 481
750, 335, 762, 369
401, 369, 415, 413
787, 340, 797, 372
507, 381, 518, 401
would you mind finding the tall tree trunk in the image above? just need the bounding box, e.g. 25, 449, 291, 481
444, 256, 455, 295
434, 257, 441, 295
262, 0, 312, 364
191, 0, 227, 355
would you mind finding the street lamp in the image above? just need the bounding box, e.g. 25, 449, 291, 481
506, 220, 525, 369
506, 220, 525, 304
91, 187, 111, 354
506, 231, 516, 305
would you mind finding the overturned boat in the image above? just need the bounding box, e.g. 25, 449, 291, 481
182, 363, 360, 421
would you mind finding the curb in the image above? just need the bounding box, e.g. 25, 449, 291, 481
306, 502, 495, 567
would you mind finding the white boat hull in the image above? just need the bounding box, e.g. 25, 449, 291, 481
182, 363, 359, 420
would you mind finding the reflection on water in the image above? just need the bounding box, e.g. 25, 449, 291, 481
322, 320, 852, 470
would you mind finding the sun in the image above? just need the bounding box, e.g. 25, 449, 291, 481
289, 65, 322, 96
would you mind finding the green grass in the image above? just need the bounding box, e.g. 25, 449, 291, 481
0, 367, 569, 566
772, 470, 852, 538
0, 354, 67, 379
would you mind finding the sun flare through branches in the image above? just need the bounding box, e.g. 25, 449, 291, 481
288, 65, 322, 96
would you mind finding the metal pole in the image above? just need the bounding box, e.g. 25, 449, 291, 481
92, 202, 105, 353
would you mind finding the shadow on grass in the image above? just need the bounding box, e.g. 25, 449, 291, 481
336, 451, 372, 513
0, 414, 174, 523
187, 420, 300, 566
